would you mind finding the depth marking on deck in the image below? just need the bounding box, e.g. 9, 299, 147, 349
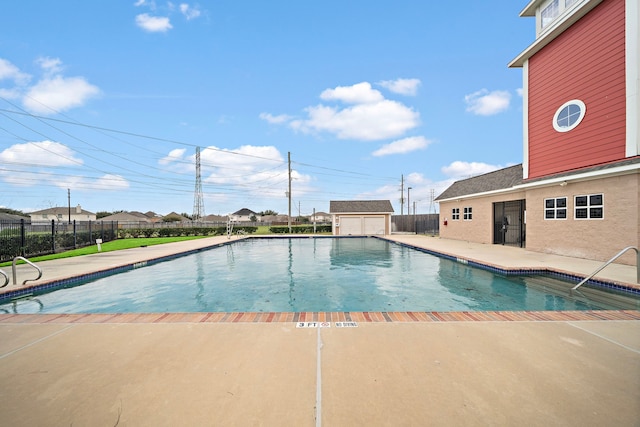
297, 322, 359, 328
296, 322, 331, 328
335, 322, 358, 328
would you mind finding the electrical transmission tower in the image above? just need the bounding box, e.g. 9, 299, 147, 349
192, 146, 205, 222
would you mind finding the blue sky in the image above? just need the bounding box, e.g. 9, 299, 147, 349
0, 1, 533, 217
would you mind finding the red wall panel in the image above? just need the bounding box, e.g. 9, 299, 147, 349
527, 0, 626, 179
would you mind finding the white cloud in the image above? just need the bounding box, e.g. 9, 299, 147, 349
266, 81, 421, 141
259, 112, 293, 124
290, 99, 419, 141
0, 141, 83, 167
36, 56, 63, 75
0, 57, 100, 114
320, 82, 384, 104
0, 58, 30, 85
135, 13, 173, 32
464, 89, 511, 116
180, 3, 201, 20
372, 136, 431, 157
23, 75, 100, 114
94, 174, 130, 190
159, 148, 187, 165
441, 161, 502, 179
378, 78, 421, 96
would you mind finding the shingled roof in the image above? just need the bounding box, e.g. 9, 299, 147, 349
435, 164, 523, 201
329, 200, 394, 213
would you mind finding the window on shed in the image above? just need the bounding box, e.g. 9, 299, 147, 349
463, 207, 472, 221
452, 208, 460, 220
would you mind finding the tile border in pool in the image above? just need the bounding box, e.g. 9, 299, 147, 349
0, 310, 639, 324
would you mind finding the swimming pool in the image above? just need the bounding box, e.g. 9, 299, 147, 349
1, 237, 636, 314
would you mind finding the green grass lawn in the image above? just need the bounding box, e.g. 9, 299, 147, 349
0, 236, 208, 266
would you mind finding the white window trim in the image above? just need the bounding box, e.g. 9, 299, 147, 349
574, 193, 604, 220
452, 208, 460, 221
536, 0, 586, 36
544, 197, 568, 220
553, 99, 586, 132
463, 207, 473, 221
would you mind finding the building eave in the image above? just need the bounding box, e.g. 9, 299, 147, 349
436, 161, 639, 203
509, 0, 604, 68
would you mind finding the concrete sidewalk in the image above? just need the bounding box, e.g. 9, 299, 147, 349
0, 320, 638, 426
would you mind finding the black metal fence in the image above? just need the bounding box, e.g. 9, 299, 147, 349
392, 214, 440, 235
0, 220, 117, 262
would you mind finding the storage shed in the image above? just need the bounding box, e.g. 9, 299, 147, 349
329, 200, 394, 236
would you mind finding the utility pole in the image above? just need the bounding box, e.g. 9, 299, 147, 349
400, 174, 404, 215
407, 187, 412, 216
288, 151, 292, 233
67, 188, 71, 224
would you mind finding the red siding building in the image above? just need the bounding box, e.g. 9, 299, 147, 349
436, 0, 639, 266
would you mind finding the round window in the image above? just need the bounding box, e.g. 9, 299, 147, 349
553, 99, 586, 132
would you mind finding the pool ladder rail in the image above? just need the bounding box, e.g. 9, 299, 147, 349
0, 257, 43, 288
571, 246, 639, 294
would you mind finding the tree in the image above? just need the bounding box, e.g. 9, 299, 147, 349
162, 213, 183, 222
0, 207, 27, 216
258, 209, 278, 216
96, 210, 124, 219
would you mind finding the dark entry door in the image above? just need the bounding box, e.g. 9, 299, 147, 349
493, 200, 526, 247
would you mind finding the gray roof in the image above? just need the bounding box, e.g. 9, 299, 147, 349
435, 164, 523, 201
232, 208, 257, 216
29, 206, 95, 215
329, 200, 394, 214
100, 212, 153, 222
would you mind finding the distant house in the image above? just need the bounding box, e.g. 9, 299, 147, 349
229, 208, 259, 222
99, 211, 154, 224
202, 214, 228, 222
29, 205, 96, 223
309, 211, 331, 223
329, 200, 394, 236
260, 215, 291, 224
436, 0, 639, 264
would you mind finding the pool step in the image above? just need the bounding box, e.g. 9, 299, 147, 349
522, 275, 640, 311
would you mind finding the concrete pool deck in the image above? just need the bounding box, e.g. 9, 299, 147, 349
0, 235, 638, 425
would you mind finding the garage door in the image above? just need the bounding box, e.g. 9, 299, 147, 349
340, 217, 362, 235
363, 216, 385, 235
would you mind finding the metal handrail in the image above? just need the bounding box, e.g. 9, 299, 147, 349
11, 257, 43, 286
571, 246, 639, 292
0, 269, 8, 288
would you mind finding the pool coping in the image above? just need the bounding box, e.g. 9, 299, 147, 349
1, 235, 638, 323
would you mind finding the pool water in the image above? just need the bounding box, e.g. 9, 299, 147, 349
0, 237, 621, 314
